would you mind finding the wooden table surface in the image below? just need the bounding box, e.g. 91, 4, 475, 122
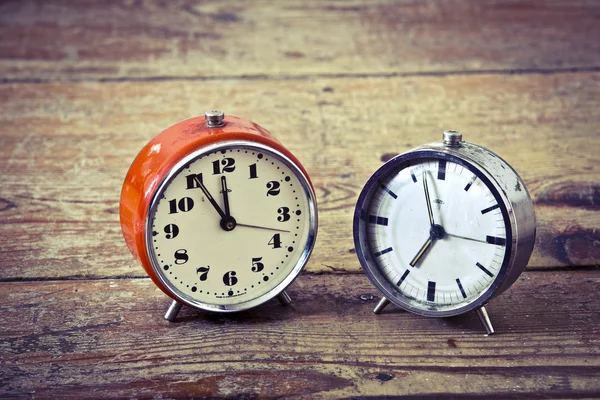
1, 1, 599, 398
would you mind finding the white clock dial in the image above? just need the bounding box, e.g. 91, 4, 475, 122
363, 157, 510, 313
146, 142, 315, 310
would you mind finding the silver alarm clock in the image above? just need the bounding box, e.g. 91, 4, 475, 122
353, 130, 536, 334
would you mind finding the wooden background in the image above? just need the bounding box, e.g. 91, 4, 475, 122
1, 1, 599, 398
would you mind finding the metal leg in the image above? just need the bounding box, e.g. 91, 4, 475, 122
373, 297, 391, 314
277, 291, 292, 306
164, 300, 183, 322
475, 305, 495, 335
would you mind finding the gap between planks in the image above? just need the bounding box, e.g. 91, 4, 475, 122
2, 65, 600, 85
1, 265, 598, 284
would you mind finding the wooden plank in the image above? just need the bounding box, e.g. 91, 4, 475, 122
1, 0, 600, 81
1, 271, 599, 398
1, 72, 599, 279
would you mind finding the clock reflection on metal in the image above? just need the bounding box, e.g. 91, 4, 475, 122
353, 131, 536, 334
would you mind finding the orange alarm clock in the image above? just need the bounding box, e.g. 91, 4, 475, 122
120, 110, 318, 321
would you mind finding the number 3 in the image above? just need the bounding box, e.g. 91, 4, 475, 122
277, 207, 290, 222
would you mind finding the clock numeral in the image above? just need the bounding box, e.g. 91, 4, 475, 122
212, 157, 236, 175
481, 204, 500, 215
380, 184, 397, 199
437, 160, 447, 180
368, 215, 388, 226
268, 233, 282, 249
249, 163, 258, 179
464, 175, 477, 192
266, 181, 280, 196
374, 247, 393, 257
251, 257, 264, 272
174, 249, 188, 265
196, 266, 210, 281
476, 262, 495, 277
410, 171, 417, 183
456, 278, 467, 299
427, 281, 436, 302
396, 269, 410, 286
168, 197, 194, 214
486, 236, 506, 247
185, 173, 203, 189
164, 224, 179, 239
277, 206, 290, 222
223, 271, 238, 286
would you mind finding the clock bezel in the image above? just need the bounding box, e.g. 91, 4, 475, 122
354, 147, 519, 317
144, 140, 318, 313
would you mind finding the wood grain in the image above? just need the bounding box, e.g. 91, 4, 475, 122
1, 0, 600, 82
1, 72, 599, 279
1, 271, 599, 399
1, 2, 598, 399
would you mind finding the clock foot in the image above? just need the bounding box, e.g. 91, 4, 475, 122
277, 291, 292, 306
164, 300, 183, 322
475, 306, 495, 335
373, 297, 391, 314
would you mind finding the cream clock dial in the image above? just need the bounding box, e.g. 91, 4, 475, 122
148, 142, 313, 311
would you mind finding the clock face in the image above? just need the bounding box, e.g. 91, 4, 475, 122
355, 154, 512, 316
146, 141, 316, 311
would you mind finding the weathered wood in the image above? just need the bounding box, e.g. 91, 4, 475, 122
1, 2, 597, 399
1, 0, 600, 81
1, 271, 599, 398
1, 72, 599, 279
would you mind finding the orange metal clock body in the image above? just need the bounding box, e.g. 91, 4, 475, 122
120, 113, 315, 304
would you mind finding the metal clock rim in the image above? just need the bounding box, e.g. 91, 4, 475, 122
144, 140, 318, 313
353, 148, 515, 318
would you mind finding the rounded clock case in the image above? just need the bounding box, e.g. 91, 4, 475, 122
120, 115, 314, 302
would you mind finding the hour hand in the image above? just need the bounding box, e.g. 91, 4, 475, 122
198, 180, 226, 219
409, 237, 433, 267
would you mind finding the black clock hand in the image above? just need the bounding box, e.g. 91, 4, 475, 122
198, 180, 226, 219
445, 232, 488, 244
236, 223, 290, 233
409, 237, 433, 267
423, 171, 435, 227
221, 175, 231, 217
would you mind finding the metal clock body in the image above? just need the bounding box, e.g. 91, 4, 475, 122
353, 131, 536, 334
120, 111, 317, 321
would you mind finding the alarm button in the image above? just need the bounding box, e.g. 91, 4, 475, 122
443, 130, 463, 146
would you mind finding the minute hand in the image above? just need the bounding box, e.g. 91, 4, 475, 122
423, 172, 435, 226
221, 175, 231, 217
